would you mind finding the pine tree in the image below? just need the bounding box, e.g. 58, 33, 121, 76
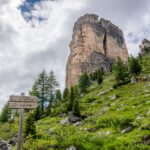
129, 56, 142, 75
114, 57, 127, 83
55, 89, 62, 103
24, 111, 36, 138
72, 86, 80, 117
46, 101, 52, 116
67, 86, 75, 112
34, 106, 42, 121
63, 88, 69, 101
47, 71, 59, 105
0, 102, 9, 123
30, 69, 48, 112
79, 73, 90, 93
30, 69, 59, 114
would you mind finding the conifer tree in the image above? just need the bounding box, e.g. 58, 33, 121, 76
129, 56, 142, 75
72, 86, 80, 117
63, 88, 69, 101
0, 102, 9, 123
47, 71, 59, 104
24, 111, 36, 138
67, 86, 75, 112
30, 69, 59, 115
46, 101, 52, 116
34, 106, 42, 121
79, 72, 90, 93
30, 69, 48, 112
114, 57, 127, 83
55, 89, 62, 103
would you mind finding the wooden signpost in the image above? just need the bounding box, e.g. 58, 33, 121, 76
9, 93, 38, 150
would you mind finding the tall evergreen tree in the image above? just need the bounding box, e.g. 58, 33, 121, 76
0, 102, 9, 123
55, 89, 62, 103
46, 101, 52, 116
30, 69, 48, 112
72, 86, 80, 117
34, 106, 42, 121
63, 88, 69, 101
30, 70, 59, 115
67, 86, 75, 112
47, 71, 59, 104
114, 57, 127, 83
79, 73, 90, 93
129, 56, 142, 75
24, 111, 36, 138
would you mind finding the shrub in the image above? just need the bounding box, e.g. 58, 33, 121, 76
113, 79, 130, 89
79, 73, 91, 93
129, 56, 142, 75
96, 115, 134, 129
24, 111, 36, 139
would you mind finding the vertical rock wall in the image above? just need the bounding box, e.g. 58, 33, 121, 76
66, 14, 129, 88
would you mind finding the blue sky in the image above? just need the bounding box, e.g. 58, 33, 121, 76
20, 0, 42, 12
19, 0, 43, 21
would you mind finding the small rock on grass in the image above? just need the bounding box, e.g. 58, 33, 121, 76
121, 126, 132, 134
66, 145, 76, 150
142, 134, 150, 145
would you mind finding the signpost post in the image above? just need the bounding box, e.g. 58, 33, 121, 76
9, 93, 38, 150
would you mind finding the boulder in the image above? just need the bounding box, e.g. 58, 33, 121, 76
48, 128, 55, 136
60, 118, 70, 124
59, 113, 67, 117
60, 116, 82, 124
98, 88, 113, 96
8, 134, 17, 146
131, 76, 137, 84
142, 134, 150, 145
136, 116, 144, 120
110, 95, 117, 100
74, 122, 82, 127
0, 139, 11, 150
68, 116, 81, 123
68, 112, 74, 117
121, 126, 132, 134
66, 146, 76, 150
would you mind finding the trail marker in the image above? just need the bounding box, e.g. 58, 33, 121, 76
9, 93, 38, 150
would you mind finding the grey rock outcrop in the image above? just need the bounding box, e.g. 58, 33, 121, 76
0, 139, 11, 150
131, 76, 137, 84
139, 39, 150, 55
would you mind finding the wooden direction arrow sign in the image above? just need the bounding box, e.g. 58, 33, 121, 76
9, 95, 38, 109
8, 94, 38, 150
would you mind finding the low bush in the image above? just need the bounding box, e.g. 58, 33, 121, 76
96, 114, 134, 129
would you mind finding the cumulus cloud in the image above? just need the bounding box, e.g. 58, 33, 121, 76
0, 0, 150, 111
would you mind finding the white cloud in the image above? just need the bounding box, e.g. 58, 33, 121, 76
0, 0, 150, 111
0, 0, 86, 111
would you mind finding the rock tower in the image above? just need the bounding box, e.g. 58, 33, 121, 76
66, 14, 129, 88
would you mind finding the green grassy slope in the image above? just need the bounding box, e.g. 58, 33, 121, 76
22, 55, 150, 150
1, 55, 150, 150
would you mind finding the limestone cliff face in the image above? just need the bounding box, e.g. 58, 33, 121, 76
66, 14, 129, 88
